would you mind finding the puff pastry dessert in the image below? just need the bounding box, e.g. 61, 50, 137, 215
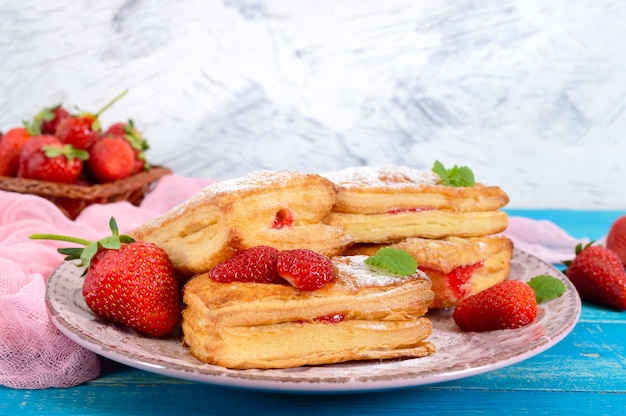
321, 165, 509, 243
347, 236, 513, 308
182, 255, 435, 369
131, 170, 353, 275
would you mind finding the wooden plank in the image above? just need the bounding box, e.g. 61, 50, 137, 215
3, 381, 626, 416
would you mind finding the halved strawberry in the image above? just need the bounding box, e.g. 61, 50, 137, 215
277, 249, 334, 291
209, 246, 283, 284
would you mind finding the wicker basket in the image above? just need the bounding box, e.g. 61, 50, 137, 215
0, 166, 172, 219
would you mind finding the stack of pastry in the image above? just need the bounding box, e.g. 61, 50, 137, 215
131, 170, 353, 276
322, 165, 513, 308
131, 165, 511, 369
182, 255, 435, 369
131, 170, 435, 369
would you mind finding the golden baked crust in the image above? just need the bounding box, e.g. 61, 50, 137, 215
182, 255, 435, 369
322, 165, 509, 214
346, 236, 513, 308
131, 170, 354, 275
323, 209, 509, 243
321, 165, 509, 244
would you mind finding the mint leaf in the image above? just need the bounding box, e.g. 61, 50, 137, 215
432, 160, 475, 187
528, 275, 566, 303
364, 247, 417, 276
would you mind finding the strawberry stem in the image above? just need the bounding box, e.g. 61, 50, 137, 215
29, 217, 135, 272
95, 89, 128, 117
30, 233, 92, 246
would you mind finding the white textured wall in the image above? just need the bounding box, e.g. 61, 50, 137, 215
1, 0, 625, 209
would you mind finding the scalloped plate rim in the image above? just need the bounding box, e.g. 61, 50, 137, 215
45, 248, 581, 394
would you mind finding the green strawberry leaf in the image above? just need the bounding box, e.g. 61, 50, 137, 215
124, 119, 150, 151
364, 247, 417, 276
432, 160, 475, 187
42, 144, 89, 162
528, 275, 566, 304
109, 217, 120, 236
57, 247, 84, 261
30, 216, 135, 276
80, 242, 99, 270
99, 236, 122, 250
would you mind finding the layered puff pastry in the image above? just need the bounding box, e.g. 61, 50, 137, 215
347, 236, 513, 308
182, 255, 435, 369
130, 170, 353, 276
321, 165, 509, 243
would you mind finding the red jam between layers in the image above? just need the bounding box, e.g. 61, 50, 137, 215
420, 261, 484, 299
295, 314, 345, 324
315, 314, 345, 323
272, 208, 294, 229
387, 207, 435, 215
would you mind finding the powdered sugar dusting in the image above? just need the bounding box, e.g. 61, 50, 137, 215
136, 170, 303, 229
322, 166, 440, 189
206, 170, 297, 195
333, 255, 430, 291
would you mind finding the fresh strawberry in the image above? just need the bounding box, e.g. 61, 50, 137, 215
0, 126, 33, 176
453, 280, 537, 332
55, 114, 100, 150
102, 119, 150, 173
102, 122, 127, 138
55, 90, 128, 150
17, 135, 89, 183
87, 136, 135, 182
606, 216, 626, 267
30, 217, 180, 337
277, 249, 334, 291
34, 104, 70, 135
210, 246, 283, 283
564, 243, 626, 310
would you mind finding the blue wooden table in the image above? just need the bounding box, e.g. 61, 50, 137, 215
2, 209, 625, 416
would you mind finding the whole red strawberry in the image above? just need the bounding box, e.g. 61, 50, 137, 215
87, 136, 135, 182
55, 90, 128, 150
606, 216, 626, 267
453, 280, 537, 332
210, 246, 283, 283
0, 126, 33, 176
564, 243, 626, 310
277, 249, 335, 291
31, 217, 180, 337
55, 114, 100, 150
34, 104, 70, 135
17, 135, 89, 183
102, 119, 150, 173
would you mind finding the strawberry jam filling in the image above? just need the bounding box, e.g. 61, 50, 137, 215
272, 208, 294, 229
314, 314, 345, 323
421, 261, 484, 299
387, 207, 435, 215
295, 314, 345, 324
446, 261, 484, 298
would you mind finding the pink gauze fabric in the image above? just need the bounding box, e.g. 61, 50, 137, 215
0, 174, 213, 389
0, 173, 583, 389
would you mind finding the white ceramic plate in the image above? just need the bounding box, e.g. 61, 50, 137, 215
46, 248, 580, 393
